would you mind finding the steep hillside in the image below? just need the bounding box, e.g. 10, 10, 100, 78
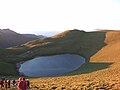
0, 29, 120, 89
17, 29, 106, 61
28, 30, 120, 89
0, 29, 38, 48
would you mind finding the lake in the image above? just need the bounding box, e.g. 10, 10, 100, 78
19, 54, 85, 77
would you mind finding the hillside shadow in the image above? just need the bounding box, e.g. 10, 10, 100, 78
77, 31, 107, 61
19, 30, 107, 62
48, 31, 107, 62
63, 62, 113, 76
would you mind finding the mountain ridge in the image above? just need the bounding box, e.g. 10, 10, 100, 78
0, 29, 120, 89
0, 29, 46, 48
21, 34, 46, 39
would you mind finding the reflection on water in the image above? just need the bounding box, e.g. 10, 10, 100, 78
19, 54, 85, 77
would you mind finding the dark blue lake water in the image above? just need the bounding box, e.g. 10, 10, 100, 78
19, 54, 85, 77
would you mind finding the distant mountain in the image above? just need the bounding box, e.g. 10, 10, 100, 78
0, 29, 38, 48
22, 34, 46, 39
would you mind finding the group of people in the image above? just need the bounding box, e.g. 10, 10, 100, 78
0, 79, 12, 89
0, 77, 30, 90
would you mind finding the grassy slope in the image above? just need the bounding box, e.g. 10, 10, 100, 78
0, 30, 120, 89
17, 30, 106, 61
29, 30, 120, 89
0, 62, 17, 76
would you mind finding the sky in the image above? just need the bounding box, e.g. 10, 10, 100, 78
0, 0, 120, 36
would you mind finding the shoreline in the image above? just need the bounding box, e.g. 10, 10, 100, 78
16, 61, 26, 76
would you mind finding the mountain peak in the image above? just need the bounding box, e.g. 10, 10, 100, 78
52, 29, 85, 38
0, 28, 18, 35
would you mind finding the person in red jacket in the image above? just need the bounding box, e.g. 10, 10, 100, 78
22, 77, 27, 90
17, 77, 23, 90
17, 77, 27, 90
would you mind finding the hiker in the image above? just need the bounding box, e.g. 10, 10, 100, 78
0, 80, 4, 88
7, 80, 11, 88
17, 77, 23, 90
12, 80, 16, 86
17, 77, 27, 90
4, 80, 8, 89
22, 77, 27, 90
26, 79, 30, 89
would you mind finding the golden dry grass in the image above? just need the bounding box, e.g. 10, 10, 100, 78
27, 30, 120, 90
1, 30, 120, 89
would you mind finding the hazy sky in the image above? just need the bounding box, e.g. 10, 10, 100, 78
0, 0, 120, 35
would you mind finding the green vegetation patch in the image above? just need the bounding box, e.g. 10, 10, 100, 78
0, 62, 17, 76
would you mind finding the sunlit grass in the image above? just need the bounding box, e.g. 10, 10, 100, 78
0, 30, 120, 89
